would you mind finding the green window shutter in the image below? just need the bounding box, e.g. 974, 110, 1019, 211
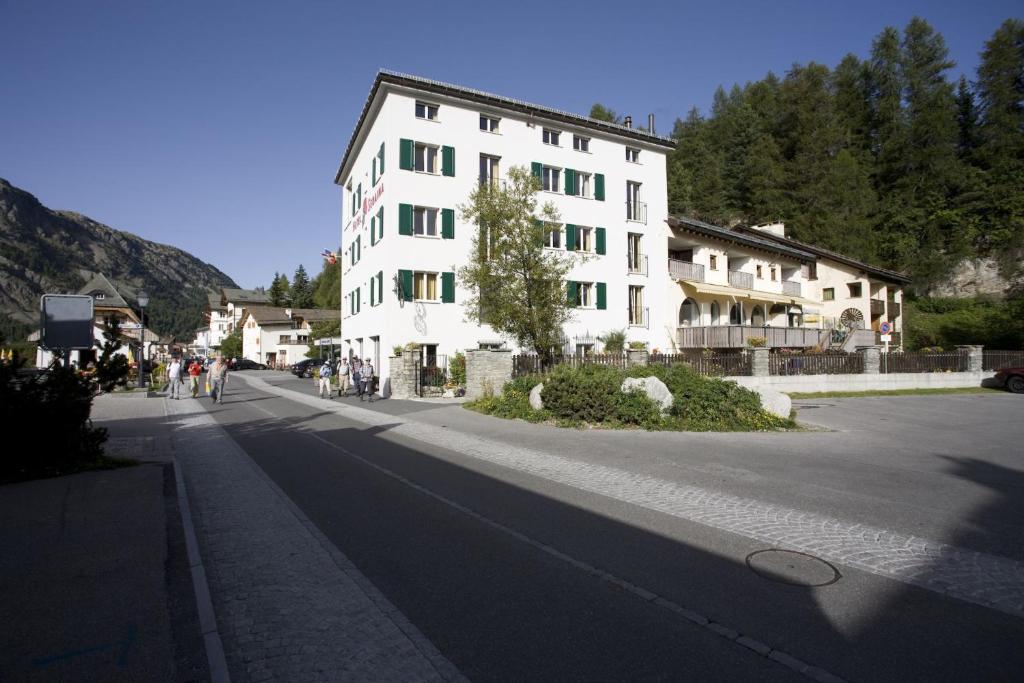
565, 224, 576, 252
357, 235, 362, 262
596, 282, 607, 310
377, 207, 384, 242
399, 269, 413, 301
531, 162, 542, 182
399, 138, 414, 170
442, 146, 455, 177
399, 203, 413, 235
567, 281, 578, 306
595, 173, 605, 201
370, 217, 377, 246
532, 218, 544, 248
369, 276, 375, 306
441, 272, 455, 303
372, 158, 377, 185
356, 183, 362, 208
596, 227, 606, 255
379, 142, 385, 174
564, 168, 575, 195
441, 208, 455, 239
377, 271, 383, 305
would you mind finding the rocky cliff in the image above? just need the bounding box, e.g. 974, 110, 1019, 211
0, 178, 237, 340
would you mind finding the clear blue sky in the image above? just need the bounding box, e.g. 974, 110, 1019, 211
1, 0, 1017, 289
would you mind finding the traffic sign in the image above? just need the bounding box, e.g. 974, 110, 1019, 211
880, 334, 892, 342
120, 322, 144, 330
40, 294, 94, 350
879, 321, 892, 334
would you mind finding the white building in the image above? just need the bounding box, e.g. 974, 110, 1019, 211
335, 71, 674, 388
204, 288, 270, 349
239, 306, 340, 367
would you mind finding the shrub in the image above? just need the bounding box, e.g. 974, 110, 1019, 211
392, 345, 403, 356
747, 336, 767, 348
541, 364, 622, 423
599, 329, 627, 353
628, 341, 647, 350
449, 351, 466, 386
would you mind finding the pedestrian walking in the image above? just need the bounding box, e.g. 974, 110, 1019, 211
359, 358, 374, 402
337, 357, 350, 397
318, 359, 334, 399
209, 355, 229, 404
351, 358, 363, 397
188, 358, 203, 397
167, 357, 183, 399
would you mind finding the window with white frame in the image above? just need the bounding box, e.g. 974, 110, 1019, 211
573, 135, 590, 152
415, 101, 439, 120
479, 114, 500, 133
542, 165, 561, 192
629, 285, 644, 326
626, 147, 640, 163
572, 171, 592, 198
415, 143, 438, 173
544, 223, 563, 249
542, 128, 561, 146
479, 154, 500, 185
413, 272, 439, 301
573, 226, 593, 252
575, 282, 594, 308
413, 207, 439, 237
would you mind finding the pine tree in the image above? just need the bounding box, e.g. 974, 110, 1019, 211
268, 272, 289, 307
312, 258, 341, 309
740, 134, 786, 224
955, 76, 980, 157
588, 103, 622, 124
290, 264, 314, 309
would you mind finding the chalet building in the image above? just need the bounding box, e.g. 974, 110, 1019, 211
238, 307, 340, 367
203, 287, 270, 350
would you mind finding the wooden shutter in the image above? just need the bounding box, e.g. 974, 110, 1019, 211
442, 146, 455, 177
565, 224, 576, 252
379, 142, 385, 174
596, 282, 607, 310
441, 272, 455, 303
369, 275, 375, 306
532, 218, 544, 248
399, 204, 413, 235
399, 270, 413, 301
594, 173, 605, 201
399, 139, 414, 170
370, 216, 377, 246
531, 162, 542, 184
441, 208, 455, 239
567, 280, 577, 306
596, 227, 605, 255
376, 271, 383, 305
564, 169, 575, 195
372, 158, 377, 185
377, 207, 384, 242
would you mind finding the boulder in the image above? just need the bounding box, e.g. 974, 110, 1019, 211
750, 385, 791, 419
621, 376, 673, 413
529, 383, 544, 410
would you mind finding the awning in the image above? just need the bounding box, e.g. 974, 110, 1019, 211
678, 280, 750, 299
746, 291, 820, 307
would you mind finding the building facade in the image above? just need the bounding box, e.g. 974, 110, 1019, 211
239, 307, 340, 367
203, 288, 270, 350
335, 71, 674, 390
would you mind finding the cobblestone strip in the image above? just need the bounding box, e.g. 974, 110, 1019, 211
241, 374, 1024, 620
162, 398, 464, 683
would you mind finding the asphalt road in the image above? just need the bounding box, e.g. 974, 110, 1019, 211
207, 372, 1024, 681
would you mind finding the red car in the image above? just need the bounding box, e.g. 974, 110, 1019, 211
994, 367, 1024, 393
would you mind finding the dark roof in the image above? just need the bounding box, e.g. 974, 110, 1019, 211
241, 307, 340, 326
290, 308, 340, 322
335, 70, 675, 184
207, 292, 225, 309
78, 273, 130, 308
221, 288, 269, 304
733, 226, 911, 284
667, 216, 815, 262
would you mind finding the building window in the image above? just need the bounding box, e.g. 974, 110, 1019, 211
574, 282, 594, 308
573, 135, 590, 152
823, 288, 835, 301
413, 207, 439, 237
629, 286, 644, 326
415, 143, 438, 173
627, 233, 643, 273
572, 226, 593, 252
710, 301, 721, 325
572, 171, 591, 198
479, 114, 500, 132
542, 128, 561, 146
729, 303, 744, 324
544, 223, 563, 249
542, 165, 561, 192
626, 181, 642, 220
415, 101, 439, 120
709, 255, 718, 270
479, 154, 500, 185
756, 265, 763, 279
808, 262, 818, 280
626, 147, 640, 163
770, 267, 777, 281
848, 282, 863, 297
413, 272, 439, 301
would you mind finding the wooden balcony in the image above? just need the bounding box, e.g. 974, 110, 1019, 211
669, 259, 705, 282
729, 270, 754, 289
677, 325, 826, 349
887, 301, 901, 318
782, 280, 801, 296
870, 298, 885, 316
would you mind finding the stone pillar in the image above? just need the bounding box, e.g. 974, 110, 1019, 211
956, 345, 983, 372
863, 346, 881, 374
388, 352, 421, 399
465, 349, 513, 400
751, 347, 770, 377
626, 349, 649, 367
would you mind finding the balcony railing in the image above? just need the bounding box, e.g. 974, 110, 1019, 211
676, 325, 827, 349
782, 280, 801, 296
887, 301, 901, 318
629, 306, 649, 329
729, 270, 754, 290
870, 298, 885, 316
627, 253, 648, 276
626, 201, 647, 223
669, 259, 704, 282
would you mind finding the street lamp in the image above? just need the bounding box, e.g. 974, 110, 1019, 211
137, 290, 149, 388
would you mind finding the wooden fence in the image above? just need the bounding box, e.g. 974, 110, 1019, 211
769, 352, 864, 375
983, 350, 1024, 371
880, 351, 967, 373
512, 353, 627, 377
650, 352, 753, 376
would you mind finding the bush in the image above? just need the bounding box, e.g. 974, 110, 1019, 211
449, 351, 466, 386
541, 364, 622, 423
599, 329, 627, 353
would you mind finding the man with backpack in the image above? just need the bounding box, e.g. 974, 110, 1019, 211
358, 358, 374, 402
318, 358, 334, 399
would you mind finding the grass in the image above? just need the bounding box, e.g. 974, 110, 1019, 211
787, 386, 1003, 399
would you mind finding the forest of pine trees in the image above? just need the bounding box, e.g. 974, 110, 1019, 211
664, 17, 1023, 294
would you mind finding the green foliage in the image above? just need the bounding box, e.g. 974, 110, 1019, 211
541, 364, 624, 423
599, 329, 626, 353
291, 264, 314, 308
268, 272, 290, 307
628, 341, 647, 351
305, 319, 340, 358
93, 317, 130, 392
458, 166, 574, 361
449, 351, 466, 386
312, 259, 341, 309
1, 354, 113, 483
219, 330, 242, 358
747, 336, 767, 347
588, 103, 622, 124
904, 296, 1024, 349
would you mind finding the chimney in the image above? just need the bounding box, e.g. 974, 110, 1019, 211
623, 115, 632, 128
648, 113, 655, 134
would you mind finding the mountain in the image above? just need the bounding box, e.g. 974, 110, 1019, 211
0, 177, 237, 341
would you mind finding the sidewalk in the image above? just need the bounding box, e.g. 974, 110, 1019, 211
0, 394, 207, 681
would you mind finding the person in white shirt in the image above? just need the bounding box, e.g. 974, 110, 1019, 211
167, 358, 183, 400
318, 359, 333, 399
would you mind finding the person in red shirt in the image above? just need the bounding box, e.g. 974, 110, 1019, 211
187, 358, 203, 398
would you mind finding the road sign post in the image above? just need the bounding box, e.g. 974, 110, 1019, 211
40, 295, 95, 367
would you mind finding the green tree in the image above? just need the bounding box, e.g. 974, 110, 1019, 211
588, 103, 622, 124
305, 319, 340, 358
291, 264, 314, 308
312, 258, 341, 309
219, 330, 242, 358
955, 76, 980, 157
457, 166, 571, 362
268, 272, 290, 307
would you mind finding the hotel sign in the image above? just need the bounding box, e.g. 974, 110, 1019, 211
351, 182, 384, 231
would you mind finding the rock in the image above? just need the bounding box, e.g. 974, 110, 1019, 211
529, 383, 544, 410
751, 385, 791, 419
621, 376, 673, 413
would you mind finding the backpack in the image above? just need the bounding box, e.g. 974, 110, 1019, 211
320, 363, 332, 378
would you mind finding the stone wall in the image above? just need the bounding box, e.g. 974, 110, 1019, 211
731, 371, 996, 394
388, 353, 420, 399
464, 349, 513, 400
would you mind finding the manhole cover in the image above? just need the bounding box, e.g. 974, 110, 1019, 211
746, 549, 840, 587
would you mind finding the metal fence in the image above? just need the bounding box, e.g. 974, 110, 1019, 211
880, 351, 967, 373
650, 352, 753, 376
512, 353, 627, 377
420, 354, 449, 387
983, 350, 1024, 371
770, 352, 864, 375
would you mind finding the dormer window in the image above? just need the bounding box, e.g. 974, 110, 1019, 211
415, 101, 439, 121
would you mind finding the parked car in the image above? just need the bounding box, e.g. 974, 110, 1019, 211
231, 358, 267, 371
291, 358, 317, 378
994, 367, 1024, 393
